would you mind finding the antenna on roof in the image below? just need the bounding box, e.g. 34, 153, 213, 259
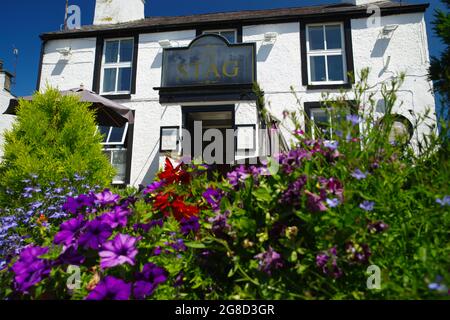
11, 46, 19, 87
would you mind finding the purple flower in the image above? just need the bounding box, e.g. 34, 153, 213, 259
255, 247, 283, 275
133, 219, 164, 232
351, 168, 368, 180
78, 219, 112, 250
326, 198, 340, 208
56, 246, 85, 265
63, 194, 94, 214
100, 206, 130, 229
54, 216, 85, 246
227, 166, 250, 187
133, 263, 168, 299
202, 188, 223, 211
305, 191, 328, 212
316, 247, 343, 279
280, 175, 307, 206
12, 246, 51, 293
208, 212, 231, 236
368, 221, 389, 234
436, 196, 450, 207
346, 114, 363, 126
95, 189, 120, 206
360, 201, 375, 211
323, 140, 339, 151
345, 242, 371, 264
143, 180, 166, 195
99, 234, 139, 269
170, 239, 187, 252
180, 216, 200, 236
86, 276, 131, 300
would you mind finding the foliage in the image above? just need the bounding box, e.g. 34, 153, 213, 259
0, 73, 449, 300
0, 88, 115, 209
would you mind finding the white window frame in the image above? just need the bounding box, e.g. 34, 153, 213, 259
202, 29, 238, 43
99, 123, 129, 146
306, 23, 347, 85
100, 37, 134, 95
104, 147, 128, 185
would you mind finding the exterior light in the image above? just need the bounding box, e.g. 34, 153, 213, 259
263, 32, 278, 43
56, 47, 71, 55
159, 40, 172, 48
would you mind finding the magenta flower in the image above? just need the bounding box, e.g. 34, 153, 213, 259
360, 201, 375, 211
99, 234, 139, 269
95, 189, 120, 206
316, 247, 343, 279
12, 246, 51, 293
78, 219, 113, 250
255, 247, 283, 275
133, 263, 168, 299
86, 276, 131, 300
100, 206, 130, 229
305, 191, 328, 212
54, 216, 85, 246
63, 194, 95, 214
202, 188, 223, 211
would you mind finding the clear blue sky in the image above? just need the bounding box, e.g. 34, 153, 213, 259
0, 0, 446, 97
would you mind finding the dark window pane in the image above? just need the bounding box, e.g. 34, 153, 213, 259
120, 39, 134, 62
325, 25, 342, 49
105, 41, 119, 63
118, 67, 132, 92
220, 31, 236, 43
98, 126, 110, 143
103, 68, 117, 92
109, 125, 126, 144
310, 56, 326, 82
308, 26, 325, 50
327, 55, 345, 81
311, 109, 331, 139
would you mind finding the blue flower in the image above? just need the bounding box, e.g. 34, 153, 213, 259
346, 114, 363, 126
323, 140, 339, 151
351, 168, 368, 180
436, 196, 450, 207
326, 198, 340, 208
360, 201, 375, 211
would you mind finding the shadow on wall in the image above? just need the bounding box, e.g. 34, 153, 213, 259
151, 52, 163, 69
51, 60, 69, 76
140, 147, 161, 187
257, 43, 274, 62
371, 37, 391, 58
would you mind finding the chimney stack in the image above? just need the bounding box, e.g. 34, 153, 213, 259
94, 0, 145, 25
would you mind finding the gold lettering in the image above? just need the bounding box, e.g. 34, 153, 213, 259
205, 63, 220, 79
190, 61, 201, 80
176, 63, 188, 81
223, 60, 239, 78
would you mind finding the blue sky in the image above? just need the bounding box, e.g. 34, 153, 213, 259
0, 0, 446, 97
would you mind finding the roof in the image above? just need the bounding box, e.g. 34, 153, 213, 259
41, 1, 429, 40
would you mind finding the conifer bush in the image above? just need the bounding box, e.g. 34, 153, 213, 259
0, 88, 115, 208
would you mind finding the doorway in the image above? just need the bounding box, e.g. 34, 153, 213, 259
182, 106, 235, 167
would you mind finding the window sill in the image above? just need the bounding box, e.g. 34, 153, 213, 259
101, 94, 132, 100
306, 83, 352, 90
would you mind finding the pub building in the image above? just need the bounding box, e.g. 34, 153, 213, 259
32, 0, 436, 187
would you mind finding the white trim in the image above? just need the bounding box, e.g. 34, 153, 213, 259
202, 29, 238, 43
100, 123, 129, 146
306, 23, 347, 85
100, 37, 134, 95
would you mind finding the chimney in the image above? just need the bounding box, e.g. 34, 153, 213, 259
94, 0, 145, 25
0, 59, 13, 92
342, 0, 384, 5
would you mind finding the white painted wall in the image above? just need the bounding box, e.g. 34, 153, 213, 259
94, 0, 145, 25
38, 11, 436, 186
0, 74, 15, 160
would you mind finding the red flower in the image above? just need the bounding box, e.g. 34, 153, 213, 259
153, 193, 171, 214
158, 158, 191, 185
171, 197, 199, 221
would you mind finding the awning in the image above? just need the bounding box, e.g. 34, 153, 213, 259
4, 87, 134, 127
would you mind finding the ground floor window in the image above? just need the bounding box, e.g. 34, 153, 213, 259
99, 123, 129, 184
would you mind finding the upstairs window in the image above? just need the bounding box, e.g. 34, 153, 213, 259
306, 23, 347, 85
101, 38, 134, 94
202, 29, 238, 44
99, 124, 129, 184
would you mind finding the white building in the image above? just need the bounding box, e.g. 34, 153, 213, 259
36, 0, 436, 186
0, 60, 15, 160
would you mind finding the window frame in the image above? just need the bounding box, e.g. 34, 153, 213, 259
99, 123, 129, 146
103, 147, 128, 185
159, 126, 180, 153
100, 37, 135, 95
202, 29, 238, 44
306, 22, 347, 86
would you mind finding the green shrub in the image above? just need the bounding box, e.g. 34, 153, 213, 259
0, 88, 115, 208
